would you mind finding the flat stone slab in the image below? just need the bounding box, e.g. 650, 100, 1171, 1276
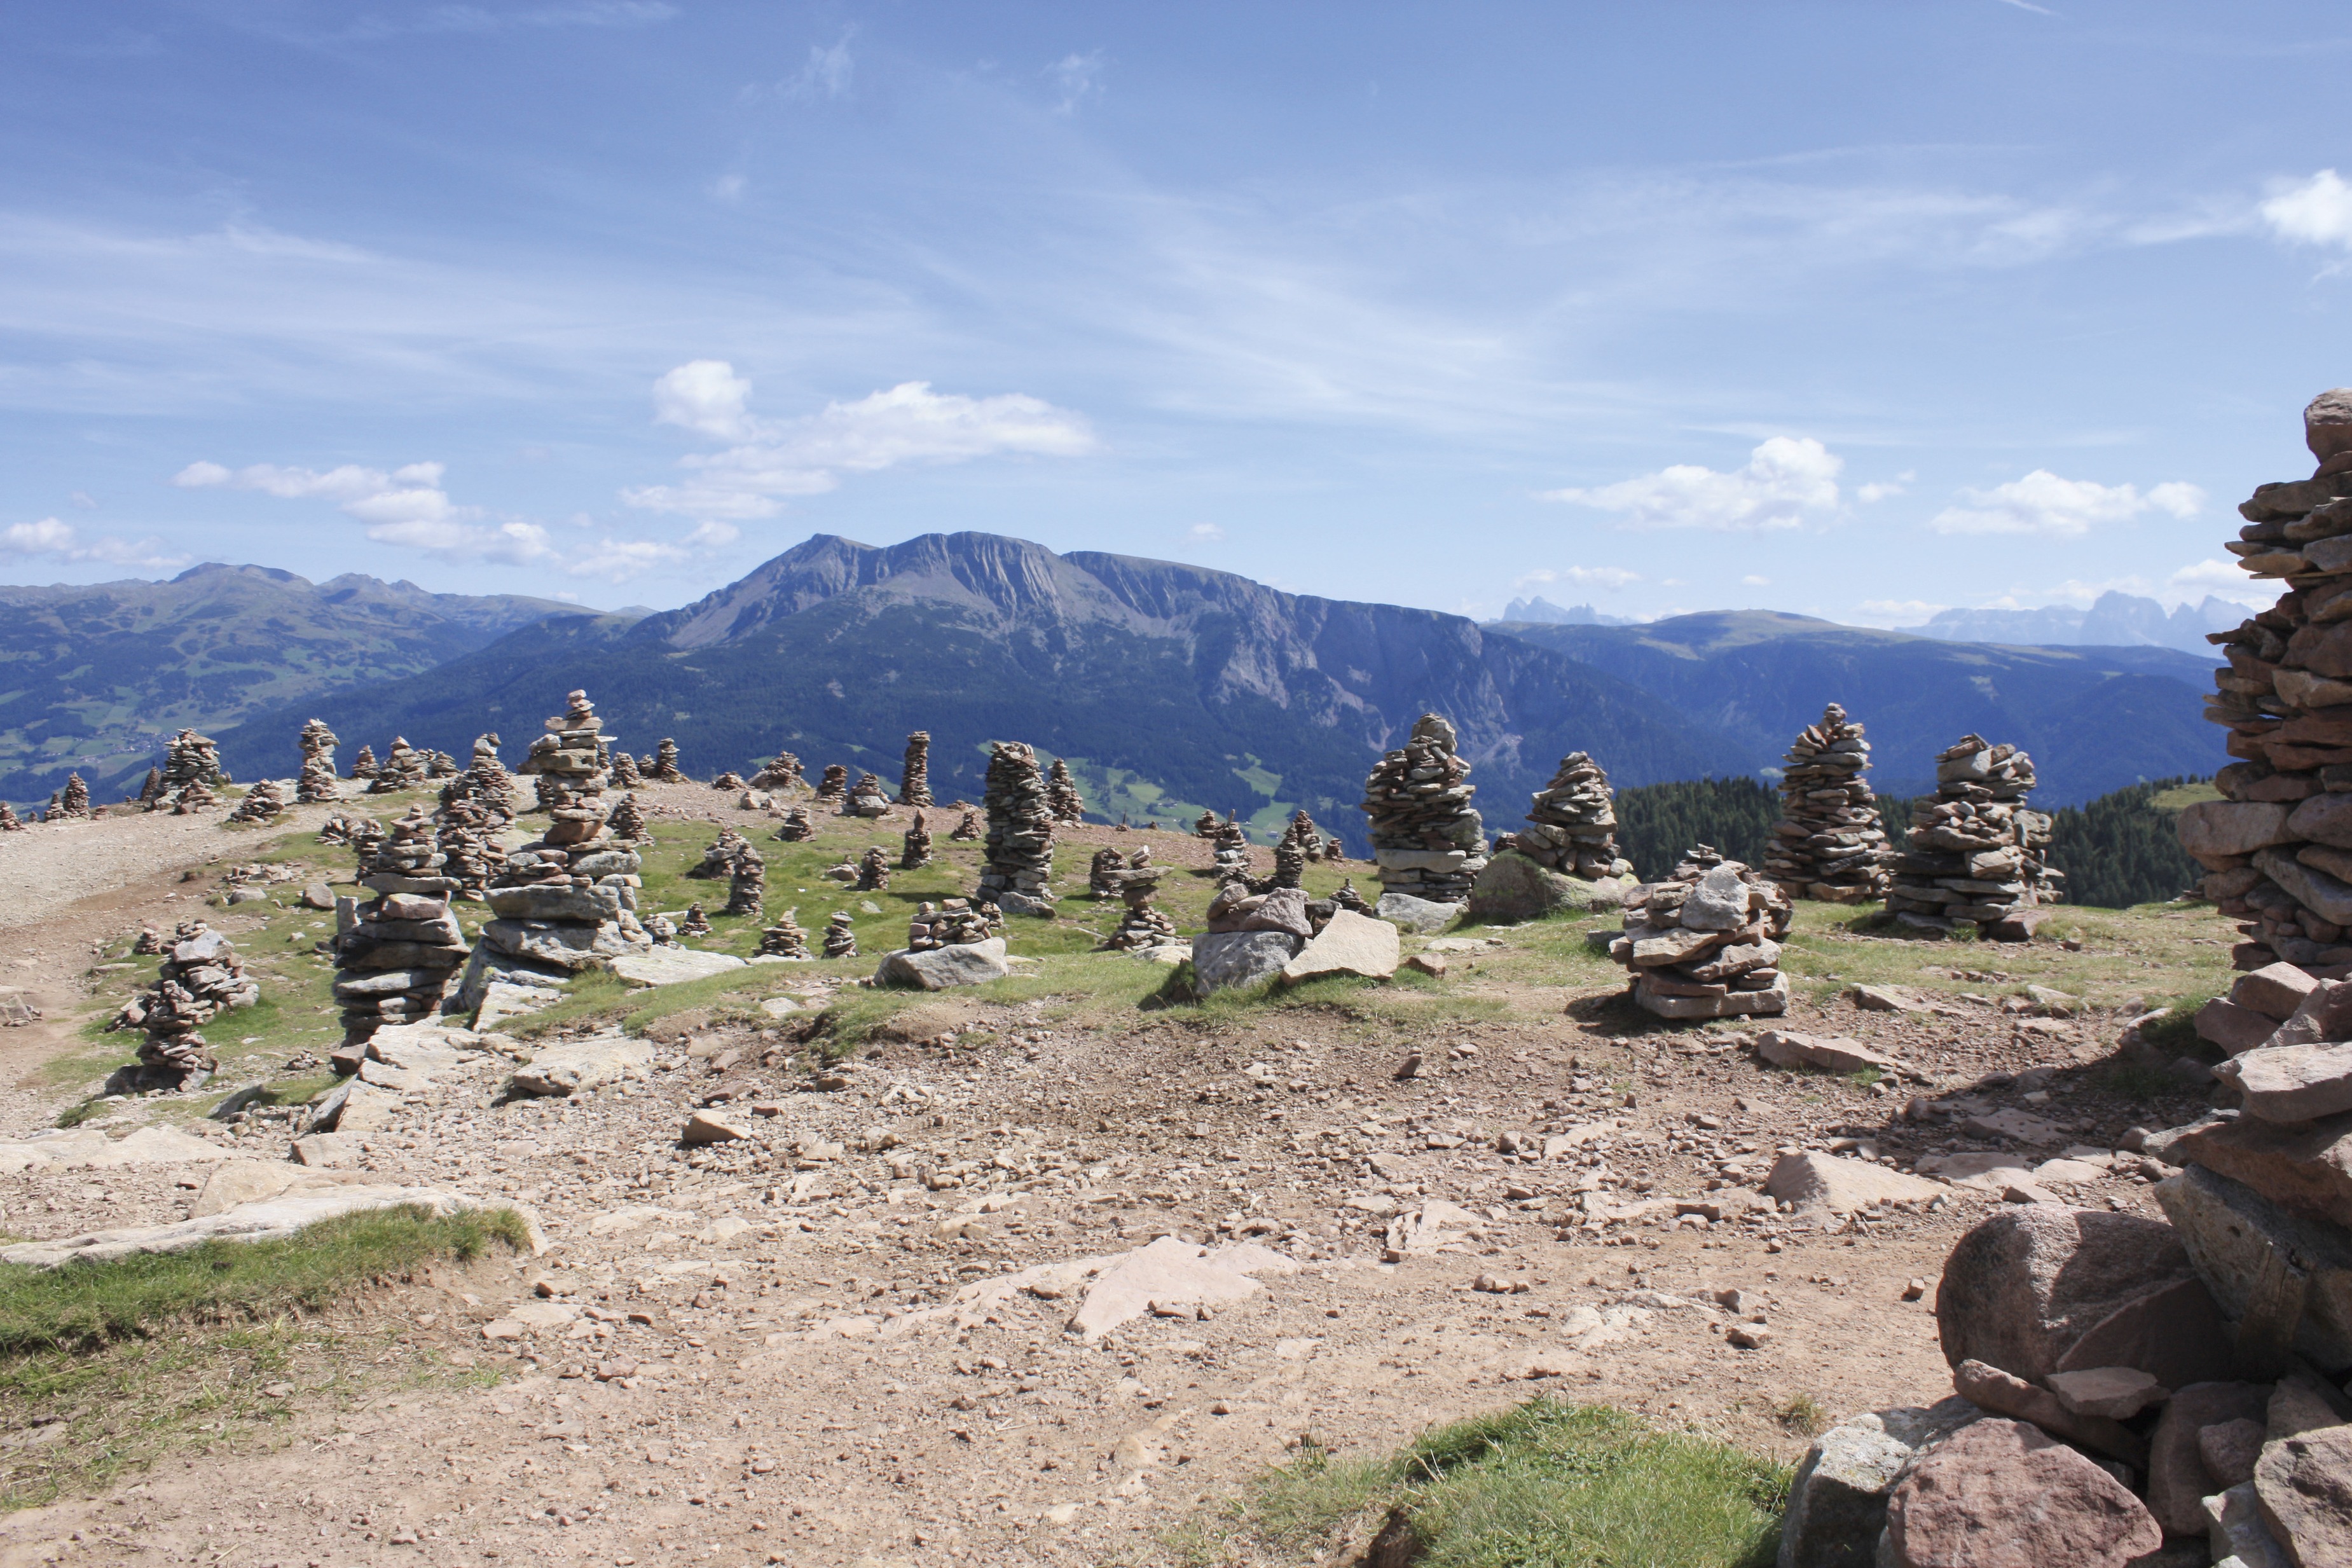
1280, 909, 1400, 985
191, 1159, 387, 1218
1763, 1152, 1946, 1214
610, 948, 749, 987
1069, 1236, 1299, 1338
1754, 1029, 1908, 1076
0, 1125, 234, 1171
510, 1033, 654, 1097
0, 1184, 546, 1268
2216, 1040, 2352, 1124
1373, 892, 1460, 933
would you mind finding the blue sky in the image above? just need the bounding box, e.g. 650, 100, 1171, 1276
3, 2, 2350, 626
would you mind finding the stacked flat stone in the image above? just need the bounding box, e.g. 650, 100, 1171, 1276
466, 688, 650, 1020
603, 792, 645, 843
332, 804, 470, 1042
692, 827, 752, 879
908, 898, 1000, 951
844, 773, 892, 817
750, 750, 804, 791
0, 802, 22, 832
156, 728, 223, 812
726, 847, 766, 917
109, 919, 257, 1078
902, 811, 933, 870
436, 797, 506, 898
350, 744, 378, 781
136, 767, 165, 809
1287, 810, 1324, 861
1763, 705, 1890, 903
1360, 713, 1487, 904
1270, 824, 1307, 890
55, 774, 92, 818
1089, 847, 1127, 898
317, 809, 371, 847
757, 911, 811, 959
368, 736, 430, 793
773, 807, 815, 842
1513, 752, 1631, 881
1194, 810, 1220, 839
611, 750, 643, 787
711, 771, 746, 792
855, 846, 891, 892
1211, 821, 1252, 879
1883, 734, 2056, 937
296, 719, 340, 804
949, 809, 981, 841
898, 732, 933, 806
650, 739, 687, 783
680, 904, 712, 937
426, 750, 460, 778
170, 773, 219, 815
1607, 847, 1792, 1019
815, 765, 849, 803
822, 911, 858, 959
225, 778, 285, 823
437, 734, 516, 827
1100, 868, 1179, 952
2180, 390, 2352, 977
1045, 759, 1085, 825
976, 741, 1056, 912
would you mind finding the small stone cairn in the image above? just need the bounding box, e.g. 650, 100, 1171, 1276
607, 791, 649, 842
902, 811, 933, 869
1211, 820, 1253, 879
1045, 759, 1085, 825
649, 739, 688, 783
822, 911, 858, 958
350, 743, 378, 782
726, 847, 766, 917
1606, 846, 1791, 1019
1512, 752, 1631, 881
908, 899, 999, 951
317, 809, 371, 847
750, 750, 804, 791
679, 904, 712, 937
691, 827, 752, 879
426, 749, 460, 778
54, 774, 93, 818
1288, 810, 1326, 860
844, 772, 892, 817
710, 771, 746, 792
439, 733, 516, 826
1193, 810, 1220, 839
976, 741, 1056, 912
109, 919, 258, 1080
1089, 847, 1127, 898
611, 750, 643, 787
815, 764, 849, 804
1884, 734, 2057, 938
331, 803, 470, 1042
296, 719, 340, 803
0, 802, 22, 832
1360, 713, 1487, 907
773, 806, 815, 842
897, 732, 933, 807
225, 778, 285, 824
1270, 822, 1309, 889
159, 728, 224, 813
136, 767, 165, 809
367, 736, 430, 793
757, 911, 811, 958
434, 797, 505, 899
1763, 704, 1891, 903
1101, 863, 1179, 952
949, 809, 981, 841
855, 846, 891, 892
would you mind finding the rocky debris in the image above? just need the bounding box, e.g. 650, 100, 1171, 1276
366, 736, 431, 794
747, 749, 804, 790
1360, 712, 1487, 904
108, 920, 259, 1081
855, 846, 891, 893
296, 719, 340, 802
1604, 846, 1792, 1018
649, 738, 688, 783
1884, 734, 2058, 937
876, 937, 1012, 991
726, 846, 766, 918
605, 790, 648, 842
1209, 821, 1253, 879
1045, 757, 1085, 825
822, 911, 858, 959
948, 809, 980, 841
976, 741, 1056, 912
770, 804, 815, 842
897, 731, 933, 806
348, 743, 378, 781
0, 1183, 538, 1270
691, 827, 752, 878
678, 904, 712, 937
1511, 751, 1633, 882
1883, 1418, 2161, 1568
1279, 908, 1400, 986
757, 911, 811, 959
224, 778, 285, 823
1765, 705, 1893, 903
908, 898, 1000, 952
332, 803, 471, 1043
814, 764, 849, 804
901, 810, 933, 869
2190, 390, 2352, 977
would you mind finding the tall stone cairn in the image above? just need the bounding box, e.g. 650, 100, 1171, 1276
56, 774, 92, 818
1045, 759, 1085, 825
350, 743, 379, 781
902, 810, 933, 870
297, 719, 340, 804
1211, 821, 1252, 879
331, 803, 470, 1042
750, 748, 804, 790
437, 733, 516, 826
136, 766, 165, 809
464, 688, 651, 1021
2185, 389, 2352, 977
949, 809, 982, 841
159, 728, 224, 812
757, 910, 811, 959
435, 797, 505, 898
898, 732, 933, 806
109, 919, 258, 1078
1287, 809, 1324, 861
815, 764, 849, 804
976, 741, 1056, 910
1089, 846, 1127, 898
1606, 846, 1791, 1019
1513, 752, 1631, 881
1763, 705, 1892, 903
726, 847, 766, 917
1101, 866, 1179, 952
773, 806, 815, 842
855, 846, 891, 893
225, 778, 285, 823
691, 827, 751, 878
1270, 822, 1307, 890
1360, 713, 1487, 905
822, 911, 858, 959
650, 738, 687, 783
367, 736, 430, 793
1883, 735, 2056, 937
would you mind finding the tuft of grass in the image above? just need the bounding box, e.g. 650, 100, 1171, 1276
1775, 1393, 1829, 1436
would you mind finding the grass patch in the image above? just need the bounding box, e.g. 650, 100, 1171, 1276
1185, 1398, 1787, 1568
1775, 1393, 1828, 1437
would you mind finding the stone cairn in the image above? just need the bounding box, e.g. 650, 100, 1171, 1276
1512, 752, 1631, 881
1211, 821, 1253, 879
136, 767, 165, 809
897, 732, 933, 806
1605, 846, 1791, 1019
750, 750, 804, 791
726, 847, 766, 918
949, 809, 981, 841
855, 846, 891, 892
774, 806, 816, 842
844, 772, 892, 817
1100, 860, 1178, 952
643, 912, 677, 944
692, 827, 752, 879
1270, 822, 1309, 889
350, 743, 378, 782
822, 911, 858, 959
976, 741, 1056, 912
426, 749, 460, 778
1883, 735, 2058, 938
1089, 846, 1127, 898
109, 919, 258, 1080
1360, 713, 1487, 907
757, 910, 811, 958
815, 764, 849, 804
469, 688, 650, 1019
441, 733, 516, 826
54, 774, 93, 818
296, 719, 340, 804
710, 771, 746, 792
1193, 809, 1220, 839
367, 736, 430, 793
1762, 705, 1890, 903
902, 811, 933, 869
1045, 758, 1085, 825
679, 904, 712, 937
1286, 809, 1323, 860
611, 749, 643, 787
607, 790, 649, 842
435, 797, 506, 899
2184, 389, 2352, 979
0, 802, 22, 832
1331, 877, 1369, 913
225, 778, 285, 824
317, 809, 370, 847
907, 898, 999, 951
158, 728, 223, 813
331, 804, 469, 1042
649, 739, 687, 783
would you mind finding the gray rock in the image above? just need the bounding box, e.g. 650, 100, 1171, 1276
2205, 1482, 2294, 1568
1190, 930, 1302, 995
874, 939, 1012, 991
2216, 1041, 2352, 1124
2154, 1164, 2352, 1372
1279, 910, 1400, 984
485, 884, 626, 923
1679, 863, 1751, 930
609, 948, 748, 987
992, 890, 1056, 918
1464, 852, 1623, 923
479, 917, 648, 972
1777, 1397, 1980, 1568
510, 1033, 653, 1097
2178, 801, 2295, 858
1374, 892, 1461, 933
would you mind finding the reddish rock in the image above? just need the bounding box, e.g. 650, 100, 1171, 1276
1884, 1418, 2161, 1568
2199, 1417, 2266, 1489
2164, 1111, 2352, 1229
2146, 1380, 2272, 1536
2236, 962, 2327, 1022
1950, 1360, 2148, 1468
1936, 1205, 2199, 1382
2257, 1422, 2352, 1567
2049, 1274, 2234, 1393
2199, 995, 2289, 1054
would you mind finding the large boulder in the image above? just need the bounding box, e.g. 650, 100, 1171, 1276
1464, 852, 1622, 923
1279, 910, 1400, 986
1883, 1419, 2161, 1568
1373, 892, 1459, 933
1775, 1397, 1979, 1568
479, 916, 648, 972
2156, 1165, 2352, 1373
1189, 930, 1301, 995
610, 948, 748, 987
1935, 1205, 2209, 1384
874, 939, 1012, 991
2160, 1110, 2352, 1230
2178, 800, 2295, 861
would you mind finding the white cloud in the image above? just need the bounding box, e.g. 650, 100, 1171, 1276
2169, 558, 2271, 607
1857, 472, 1913, 504
782, 35, 855, 100
1850, 598, 1952, 627
1516, 565, 1641, 590
67, 490, 95, 509
1741, 574, 1770, 586
625, 366, 1099, 521
1049, 51, 1105, 114
2, 516, 188, 572
1188, 522, 1226, 542
1540, 436, 1842, 532
1926, 471, 2203, 537
2260, 170, 2352, 252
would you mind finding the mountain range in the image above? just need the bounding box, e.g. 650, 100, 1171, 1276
3, 535, 2230, 837
1908, 590, 2244, 654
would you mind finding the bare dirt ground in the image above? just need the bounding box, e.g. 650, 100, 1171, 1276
0, 790, 2234, 1568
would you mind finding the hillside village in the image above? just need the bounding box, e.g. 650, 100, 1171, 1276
0, 392, 2342, 1567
